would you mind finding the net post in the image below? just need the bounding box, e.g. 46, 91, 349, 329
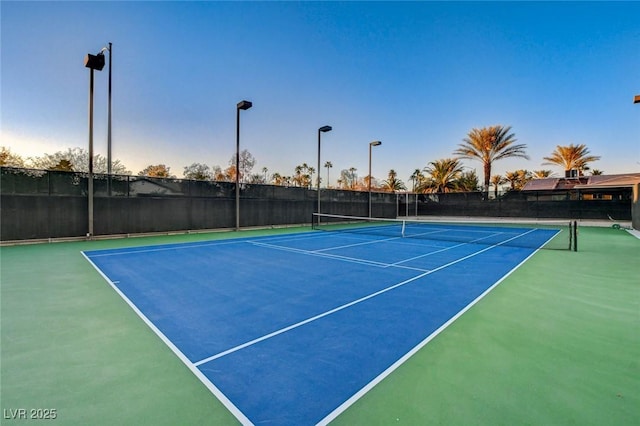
401, 220, 406, 237
573, 220, 578, 251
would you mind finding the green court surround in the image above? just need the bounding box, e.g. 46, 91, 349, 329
1, 226, 638, 425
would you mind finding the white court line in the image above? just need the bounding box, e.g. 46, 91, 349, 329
194, 271, 429, 367
250, 241, 391, 267
252, 234, 487, 272
258, 228, 511, 271
403, 222, 524, 234
318, 232, 545, 426
192, 228, 538, 367
390, 231, 505, 266
81, 251, 252, 425
256, 228, 420, 251
390, 240, 476, 266
85, 231, 324, 257
314, 235, 404, 252
84, 226, 544, 426
248, 241, 430, 272
86, 239, 248, 257
404, 227, 508, 239
246, 231, 333, 245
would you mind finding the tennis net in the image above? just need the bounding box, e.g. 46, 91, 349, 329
312, 213, 577, 251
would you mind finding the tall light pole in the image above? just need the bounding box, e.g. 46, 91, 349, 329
236, 100, 252, 231
317, 125, 332, 218
84, 51, 106, 239
100, 43, 113, 195
368, 140, 382, 218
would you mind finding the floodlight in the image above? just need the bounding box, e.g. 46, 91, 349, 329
237, 100, 253, 110
84, 53, 105, 71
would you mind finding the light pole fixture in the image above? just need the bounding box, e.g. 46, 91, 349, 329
368, 140, 382, 218
317, 125, 332, 218
84, 51, 106, 239
235, 100, 252, 231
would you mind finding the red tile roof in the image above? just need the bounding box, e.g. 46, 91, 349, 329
522, 173, 640, 191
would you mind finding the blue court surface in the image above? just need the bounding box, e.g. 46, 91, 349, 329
83, 224, 559, 425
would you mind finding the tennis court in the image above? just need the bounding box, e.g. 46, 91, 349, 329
82, 219, 567, 425
1, 222, 638, 425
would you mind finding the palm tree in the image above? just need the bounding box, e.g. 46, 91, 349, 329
272, 172, 283, 185
419, 158, 464, 193
454, 125, 529, 194
542, 144, 600, 176
532, 170, 554, 179
324, 161, 333, 188
292, 163, 316, 188
455, 170, 479, 192
348, 167, 357, 189
490, 174, 506, 199
293, 165, 304, 187
504, 169, 532, 191
381, 169, 406, 192
307, 165, 316, 189
410, 168, 424, 192
591, 169, 604, 176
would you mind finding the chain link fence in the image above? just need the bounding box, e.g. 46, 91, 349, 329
1, 168, 397, 240
1, 167, 633, 241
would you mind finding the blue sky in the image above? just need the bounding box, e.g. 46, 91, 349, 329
2, 1, 639, 186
